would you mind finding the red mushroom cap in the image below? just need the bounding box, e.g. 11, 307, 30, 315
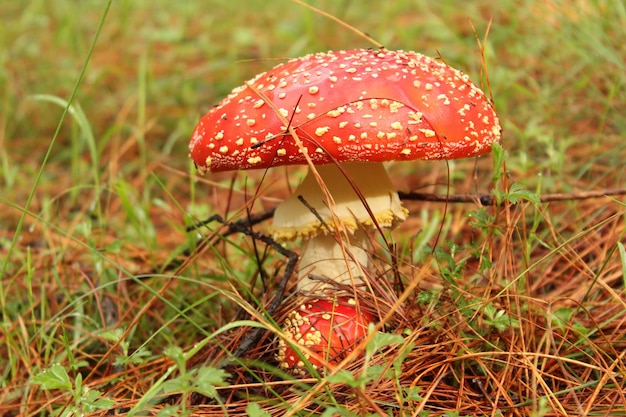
277, 297, 373, 375
190, 49, 501, 173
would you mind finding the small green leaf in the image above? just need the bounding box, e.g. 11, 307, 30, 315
404, 385, 423, 402
366, 331, 404, 357
505, 183, 541, 204
81, 389, 116, 412
194, 366, 230, 398
246, 402, 271, 417
31, 364, 72, 391
326, 370, 357, 386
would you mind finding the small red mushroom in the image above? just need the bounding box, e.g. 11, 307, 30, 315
276, 297, 373, 375
190, 49, 501, 291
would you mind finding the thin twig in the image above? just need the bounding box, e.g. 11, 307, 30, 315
398, 188, 626, 205
190, 215, 298, 367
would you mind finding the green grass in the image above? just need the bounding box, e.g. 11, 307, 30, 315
1, 0, 626, 415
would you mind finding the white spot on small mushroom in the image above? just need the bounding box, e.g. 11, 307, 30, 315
215, 131, 224, 140
360, 132, 368, 139
386, 132, 397, 139
419, 128, 436, 138
235, 138, 244, 146
390, 121, 403, 130
339, 121, 349, 128
348, 134, 356, 141
246, 119, 256, 127
277, 148, 287, 156
369, 121, 378, 127
315, 147, 324, 154
253, 99, 265, 109
279, 108, 289, 118
308, 86, 319, 94
401, 148, 411, 155
425, 83, 433, 91
247, 156, 262, 165
307, 113, 316, 120
278, 92, 286, 99
333, 136, 342, 144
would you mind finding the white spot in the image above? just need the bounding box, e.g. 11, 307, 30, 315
333, 136, 342, 144
247, 156, 262, 164
246, 119, 256, 127
277, 148, 287, 156
279, 108, 289, 118
390, 121, 403, 130
419, 128, 436, 138
437, 94, 450, 105
401, 148, 411, 155
315, 126, 330, 136
253, 99, 265, 109
309, 86, 319, 94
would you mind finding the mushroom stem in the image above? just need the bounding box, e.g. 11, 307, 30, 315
298, 229, 370, 291
271, 162, 407, 292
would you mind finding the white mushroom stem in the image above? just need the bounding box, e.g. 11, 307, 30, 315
271, 162, 408, 292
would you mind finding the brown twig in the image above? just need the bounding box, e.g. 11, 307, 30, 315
187, 188, 626, 240
398, 188, 626, 206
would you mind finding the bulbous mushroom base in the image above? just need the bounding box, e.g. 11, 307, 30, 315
276, 297, 373, 376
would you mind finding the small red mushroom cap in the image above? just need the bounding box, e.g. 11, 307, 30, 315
276, 297, 373, 376
190, 49, 501, 173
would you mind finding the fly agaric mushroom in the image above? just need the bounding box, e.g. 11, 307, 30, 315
190, 49, 501, 291
276, 297, 373, 376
